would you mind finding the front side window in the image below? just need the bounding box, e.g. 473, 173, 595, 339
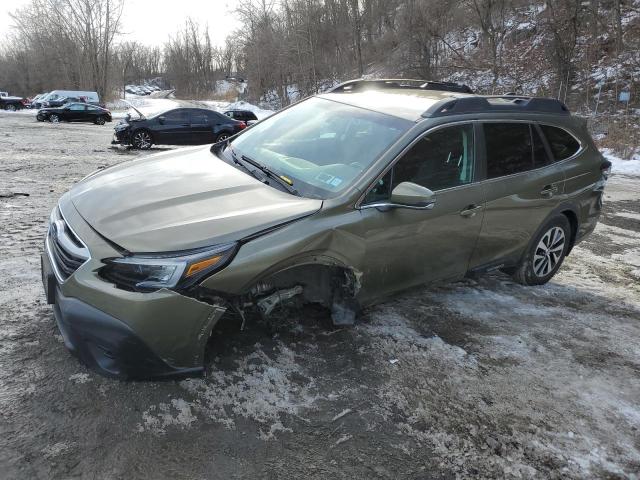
68, 104, 85, 111
228, 97, 411, 199
392, 124, 474, 191
162, 110, 189, 125
363, 124, 475, 204
540, 125, 580, 161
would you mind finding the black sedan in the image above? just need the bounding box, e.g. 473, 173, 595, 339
112, 106, 246, 149
37, 103, 112, 125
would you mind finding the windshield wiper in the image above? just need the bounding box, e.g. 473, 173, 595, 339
235, 152, 299, 196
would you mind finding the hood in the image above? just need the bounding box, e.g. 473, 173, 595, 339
69, 146, 322, 252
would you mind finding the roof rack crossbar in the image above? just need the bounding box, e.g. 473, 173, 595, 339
329, 78, 473, 94
422, 95, 570, 117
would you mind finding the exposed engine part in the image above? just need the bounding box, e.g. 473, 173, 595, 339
256, 285, 303, 316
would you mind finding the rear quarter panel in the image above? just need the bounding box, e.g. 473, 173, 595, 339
552, 119, 604, 242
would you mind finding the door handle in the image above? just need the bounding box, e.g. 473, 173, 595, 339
540, 184, 558, 197
460, 204, 483, 217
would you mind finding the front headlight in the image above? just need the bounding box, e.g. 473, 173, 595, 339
100, 242, 238, 291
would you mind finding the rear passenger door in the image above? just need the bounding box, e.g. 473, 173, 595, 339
189, 109, 215, 144
469, 122, 565, 270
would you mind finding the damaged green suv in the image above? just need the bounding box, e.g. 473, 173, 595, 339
41, 79, 610, 379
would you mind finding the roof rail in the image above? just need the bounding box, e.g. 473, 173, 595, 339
329, 78, 474, 94
422, 95, 570, 118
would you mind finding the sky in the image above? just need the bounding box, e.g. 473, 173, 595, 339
0, 0, 240, 47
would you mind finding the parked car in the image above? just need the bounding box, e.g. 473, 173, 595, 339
30, 92, 49, 109
42, 78, 609, 379
45, 96, 83, 108
112, 105, 246, 149
0, 93, 27, 111
223, 109, 258, 123
41, 90, 99, 108
28, 93, 45, 108
37, 102, 112, 124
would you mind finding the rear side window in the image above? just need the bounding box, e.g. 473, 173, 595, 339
532, 126, 550, 168
190, 110, 210, 124
540, 125, 580, 161
484, 123, 549, 178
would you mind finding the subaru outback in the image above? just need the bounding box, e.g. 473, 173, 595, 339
41, 79, 610, 379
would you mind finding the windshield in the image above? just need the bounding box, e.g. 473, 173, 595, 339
227, 97, 411, 199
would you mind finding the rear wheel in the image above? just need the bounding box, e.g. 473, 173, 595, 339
131, 130, 152, 149
94, 116, 106, 125
512, 215, 571, 286
6, 104, 16, 112
49, 114, 59, 123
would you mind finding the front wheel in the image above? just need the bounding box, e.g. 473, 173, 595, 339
131, 130, 152, 149
512, 215, 571, 286
94, 116, 106, 125
214, 132, 230, 143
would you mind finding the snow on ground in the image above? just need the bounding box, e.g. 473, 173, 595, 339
602, 148, 640, 176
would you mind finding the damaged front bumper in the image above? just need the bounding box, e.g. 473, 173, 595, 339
42, 198, 227, 379
111, 127, 131, 145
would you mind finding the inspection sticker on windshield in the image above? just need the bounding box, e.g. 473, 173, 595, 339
316, 172, 343, 187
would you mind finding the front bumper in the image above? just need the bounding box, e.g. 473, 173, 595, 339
111, 128, 130, 145
42, 197, 227, 379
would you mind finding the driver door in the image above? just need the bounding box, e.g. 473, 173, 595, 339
156, 109, 191, 144
357, 123, 486, 302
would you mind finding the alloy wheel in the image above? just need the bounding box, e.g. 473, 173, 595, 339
6, 104, 16, 111
217, 133, 229, 142
49, 114, 59, 123
133, 131, 151, 149
533, 226, 565, 277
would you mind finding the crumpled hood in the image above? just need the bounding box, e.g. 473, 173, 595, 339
70, 146, 322, 252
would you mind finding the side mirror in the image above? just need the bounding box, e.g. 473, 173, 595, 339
158, 116, 165, 124
389, 182, 436, 209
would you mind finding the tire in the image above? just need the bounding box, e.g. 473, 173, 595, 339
36, 115, 44, 122
94, 116, 105, 125
49, 114, 60, 123
512, 215, 571, 286
214, 132, 230, 143
6, 104, 16, 112
131, 129, 152, 149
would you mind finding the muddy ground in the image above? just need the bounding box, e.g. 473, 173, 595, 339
1, 112, 639, 479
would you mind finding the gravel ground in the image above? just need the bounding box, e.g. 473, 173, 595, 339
1, 112, 639, 479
